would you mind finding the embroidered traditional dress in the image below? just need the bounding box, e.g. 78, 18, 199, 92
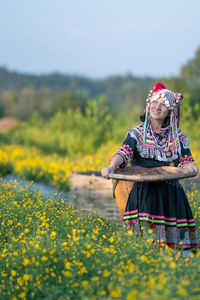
116, 123, 199, 249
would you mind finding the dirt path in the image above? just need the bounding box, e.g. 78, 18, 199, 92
0, 117, 18, 132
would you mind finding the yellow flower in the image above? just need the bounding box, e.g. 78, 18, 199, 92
140, 255, 148, 263
82, 280, 89, 289
64, 271, 71, 277
99, 290, 106, 295
65, 262, 71, 269
73, 236, 79, 242
103, 269, 110, 277
23, 258, 31, 266
128, 263, 135, 273
11, 270, 17, 276
181, 279, 190, 286
178, 287, 187, 296
91, 276, 99, 282
41, 256, 48, 262
104, 247, 109, 253
79, 266, 87, 274
109, 237, 114, 243
126, 289, 138, 300
50, 231, 56, 238
170, 262, 176, 269
148, 277, 156, 288
92, 234, 97, 240
23, 274, 30, 281
111, 290, 122, 298
72, 229, 77, 235
18, 292, 26, 299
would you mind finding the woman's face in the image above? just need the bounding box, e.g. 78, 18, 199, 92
150, 97, 169, 121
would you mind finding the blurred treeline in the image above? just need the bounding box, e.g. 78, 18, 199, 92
0, 47, 200, 155
0, 68, 152, 119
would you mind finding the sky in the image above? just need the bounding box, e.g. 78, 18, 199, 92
0, 0, 200, 78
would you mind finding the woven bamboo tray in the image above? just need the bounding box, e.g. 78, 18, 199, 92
109, 166, 197, 182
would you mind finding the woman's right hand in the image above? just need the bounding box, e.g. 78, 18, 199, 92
101, 165, 115, 179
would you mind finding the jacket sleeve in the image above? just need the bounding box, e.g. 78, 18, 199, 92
115, 130, 137, 167
178, 134, 195, 167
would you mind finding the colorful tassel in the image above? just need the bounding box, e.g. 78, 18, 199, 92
143, 104, 150, 142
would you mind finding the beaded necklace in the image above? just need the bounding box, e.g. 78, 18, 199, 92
150, 122, 170, 149
150, 124, 174, 165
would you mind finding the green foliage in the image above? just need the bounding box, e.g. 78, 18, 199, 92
0, 161, 13, 177
181, 47, 200, 87
4, 97, 113, 155
56, 90, 87, 113
1, 91, 200, 155
0, 87, 88, 121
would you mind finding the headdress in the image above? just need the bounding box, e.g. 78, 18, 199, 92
143, 82, 183, 154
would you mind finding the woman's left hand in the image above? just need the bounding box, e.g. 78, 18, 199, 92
182, 163, 199, 175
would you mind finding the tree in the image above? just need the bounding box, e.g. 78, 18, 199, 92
55, 90, 87, 112
17, 88, 36, 119
0, 91, 18, 117
36, 88, 54, 119
181, 47, 200, 87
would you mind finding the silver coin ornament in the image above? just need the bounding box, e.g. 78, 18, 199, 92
166, 151, 171, 157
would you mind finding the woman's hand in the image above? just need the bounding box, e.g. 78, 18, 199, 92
182, 163, 199, 175
101, 154, 124, 179
101, 165, 115, 179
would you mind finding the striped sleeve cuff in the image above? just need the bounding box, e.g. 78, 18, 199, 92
178, 156, 195, 168
116, 144, 134, 166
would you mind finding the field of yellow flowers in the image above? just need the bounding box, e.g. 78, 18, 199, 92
0, 143, 119, 191
0, 143, 199, 193
0, 181, 200, 299
0, 142, 200, 299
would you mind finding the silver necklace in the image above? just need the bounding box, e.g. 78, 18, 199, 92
150, 123, 170, 152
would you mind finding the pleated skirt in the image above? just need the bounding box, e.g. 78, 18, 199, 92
123, 181, 199, 249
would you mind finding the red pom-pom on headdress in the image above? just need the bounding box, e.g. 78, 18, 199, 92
152, 82, 166, 93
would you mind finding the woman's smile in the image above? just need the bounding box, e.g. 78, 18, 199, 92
150, 97, 169, 122
152, 109, 160, 114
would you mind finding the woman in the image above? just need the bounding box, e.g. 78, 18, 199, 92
102, 82, 199, 251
